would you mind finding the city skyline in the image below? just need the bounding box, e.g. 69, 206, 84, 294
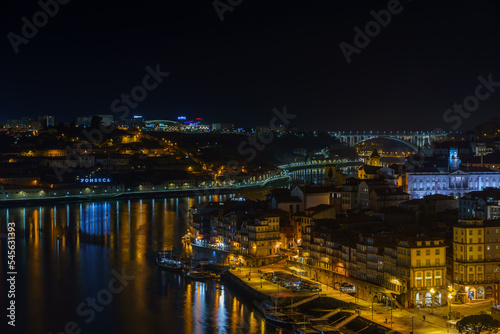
3, 1, 500, 334
1, 1, 499, 129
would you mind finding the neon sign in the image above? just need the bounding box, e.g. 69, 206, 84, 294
80, 178, 111, 183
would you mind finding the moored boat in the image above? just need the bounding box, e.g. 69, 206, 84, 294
185, 270, 207, 281
156, 251, 183, 272
293, 325, 320, 334
311, 324, 340, 334
264, 312, 296, 330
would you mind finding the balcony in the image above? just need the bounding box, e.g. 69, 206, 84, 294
249, 236, 280, 241
454, 279, 493, 285
453, 258, 488, 264
412, 264, 446, 269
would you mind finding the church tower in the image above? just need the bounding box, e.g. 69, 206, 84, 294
368, 149, 381, 166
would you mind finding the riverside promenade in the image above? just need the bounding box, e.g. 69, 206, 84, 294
0, 175, 290, 206
230, 259, 492, 334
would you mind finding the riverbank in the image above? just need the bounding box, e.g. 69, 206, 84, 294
227, 260, 495, 334
224, 261, 399, 334
0, 176, 289, 207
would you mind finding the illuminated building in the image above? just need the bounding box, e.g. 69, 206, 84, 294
406, 167, 500, 199
324, 165, 346, 185
38, 115, 55, 127
247, 214, 280, 264
368, 149, 381, 166
341, 178, 360, 212
452, 219, 500, 303
357, 165, 382, 179
397, 237, 447, 309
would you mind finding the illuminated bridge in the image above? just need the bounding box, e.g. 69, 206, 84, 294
330, 131, 450, 151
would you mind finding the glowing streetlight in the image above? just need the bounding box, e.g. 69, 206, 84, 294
448, 293, 453, 316
430, 288, 435, 314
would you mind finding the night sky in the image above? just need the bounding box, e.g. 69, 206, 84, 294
1, 0, 499, 131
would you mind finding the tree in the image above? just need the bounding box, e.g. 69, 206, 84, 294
456, 314, 500, 334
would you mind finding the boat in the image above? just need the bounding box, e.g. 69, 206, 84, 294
293, 312, 319, 333
293, 324, 320, 334
156, 251, 183, 272
263, 275, 306, 330
264, 311, 297, 330
310, 324, 340, 334
185, 270, 207, 281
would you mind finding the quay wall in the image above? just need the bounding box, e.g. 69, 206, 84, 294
224, 270, 279, 309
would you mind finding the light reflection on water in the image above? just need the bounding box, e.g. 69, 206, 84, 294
0, 194, 279, 334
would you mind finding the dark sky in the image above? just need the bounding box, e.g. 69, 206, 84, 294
1, 0, 499, 131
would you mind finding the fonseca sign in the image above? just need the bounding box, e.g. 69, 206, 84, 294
80, 178, 111, 183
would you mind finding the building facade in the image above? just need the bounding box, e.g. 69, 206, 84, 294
407, 167, 500, 199
459, 189, 500, 220
397, 238, 448, 309
452, 219, 500, 303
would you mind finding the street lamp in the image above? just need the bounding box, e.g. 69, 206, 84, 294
448, 293, 453, 317
390, 301, 393, 329
430, 288, 435, 314
371, 294, 374, 320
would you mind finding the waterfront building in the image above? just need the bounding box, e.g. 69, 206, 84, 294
291, 205, 336, 247
396, 237, 448, 309
301, 220, 347, 274
247, 214, 281, 265
292, 214, 312, 247
280, 225, 296, 250
452, 219, 500, 303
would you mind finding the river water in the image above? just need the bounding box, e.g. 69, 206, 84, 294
0, 191, 281, 334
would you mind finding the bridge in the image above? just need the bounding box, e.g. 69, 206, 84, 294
330, 131, 450, 150
277, 159, 363, 171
